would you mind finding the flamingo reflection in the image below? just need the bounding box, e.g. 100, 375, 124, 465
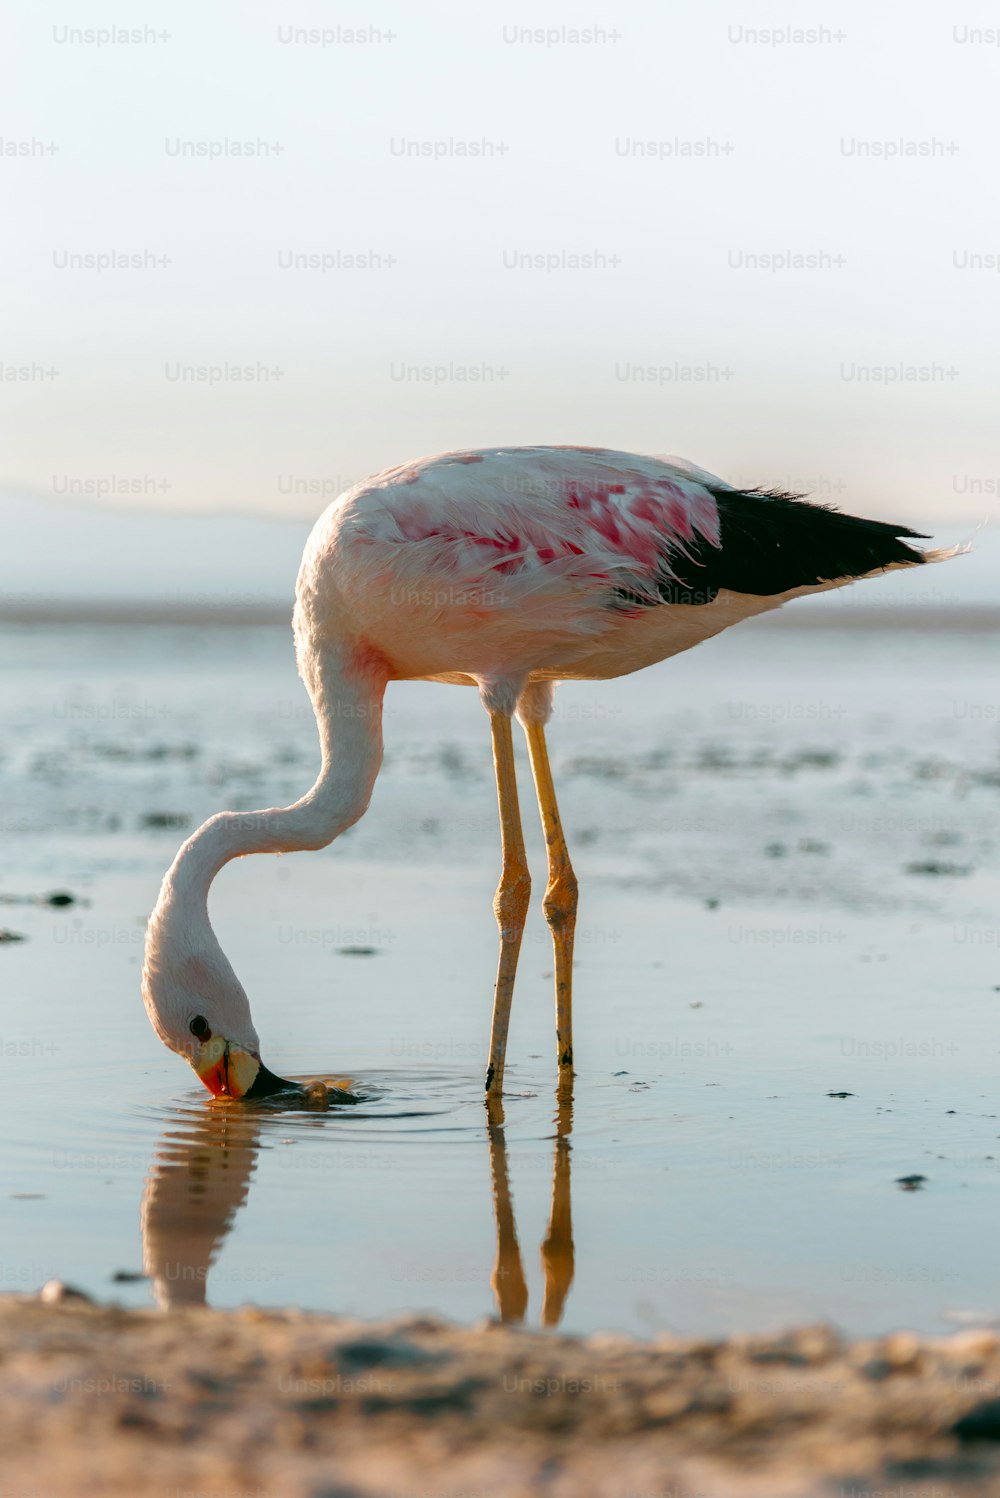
141, 1088, 575, 1324
141, 1104, 261, 1308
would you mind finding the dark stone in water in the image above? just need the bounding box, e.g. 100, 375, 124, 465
895, 1174, 928, 1191
0, 891, 81, 908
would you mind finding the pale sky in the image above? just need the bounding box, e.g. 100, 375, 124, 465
3, 0, 999, 529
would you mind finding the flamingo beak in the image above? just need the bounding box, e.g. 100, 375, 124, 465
193, 1038, 291, 1099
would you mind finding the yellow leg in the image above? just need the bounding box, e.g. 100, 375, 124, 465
540, 1091, 575, 1327
485, 713, 531, 1096
523, 720, 578, 1081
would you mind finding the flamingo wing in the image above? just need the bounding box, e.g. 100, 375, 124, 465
336, 445, 928, 632
338, 446, 726, 635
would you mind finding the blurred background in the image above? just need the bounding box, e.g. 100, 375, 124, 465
1, 0, 996, 613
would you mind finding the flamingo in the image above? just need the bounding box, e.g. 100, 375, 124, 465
141, 445, 955, 1101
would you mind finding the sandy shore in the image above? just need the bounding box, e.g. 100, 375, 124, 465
6, 1295, 1000, 1498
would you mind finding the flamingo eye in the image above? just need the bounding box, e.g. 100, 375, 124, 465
189, 1015, 211, 1040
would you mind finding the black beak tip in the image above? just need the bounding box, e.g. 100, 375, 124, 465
243, 1060, 297, 1099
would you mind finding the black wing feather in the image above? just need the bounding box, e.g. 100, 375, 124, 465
649, 487, 929, 606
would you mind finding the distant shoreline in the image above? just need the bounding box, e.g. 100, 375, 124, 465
0, 599, 293, 626
0, 598, 996, 630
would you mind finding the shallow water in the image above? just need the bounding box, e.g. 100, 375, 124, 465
2, 620, 999, 1336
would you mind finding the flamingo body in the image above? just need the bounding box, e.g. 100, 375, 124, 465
295, 445, 934, 698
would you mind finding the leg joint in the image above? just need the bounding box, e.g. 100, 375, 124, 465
494, 869, 531, 934
542, 867, 578, 931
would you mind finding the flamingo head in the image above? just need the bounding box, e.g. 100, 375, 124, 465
142, 933, 291, 1100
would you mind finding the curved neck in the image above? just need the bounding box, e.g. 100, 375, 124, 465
157, 647, 387, 914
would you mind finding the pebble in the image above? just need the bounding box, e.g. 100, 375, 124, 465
945, 1330, 1000, 1360
881, 1331, 922, 1369
39, 1280, 93, 1305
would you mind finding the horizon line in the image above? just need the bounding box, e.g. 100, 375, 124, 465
0, 599, 995, 630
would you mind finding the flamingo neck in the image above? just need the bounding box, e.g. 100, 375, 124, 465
156, 647, 387, 915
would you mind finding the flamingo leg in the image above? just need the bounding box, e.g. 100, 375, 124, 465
523, 720, 578, 1083
485, 712, 531, 1096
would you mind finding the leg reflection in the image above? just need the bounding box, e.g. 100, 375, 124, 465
487, 1099, 529, 1323
540, 1091, 575, 1327
486, 1089, 575, 1328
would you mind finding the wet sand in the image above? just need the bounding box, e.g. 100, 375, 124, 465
5, 1293, 1000, 1497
